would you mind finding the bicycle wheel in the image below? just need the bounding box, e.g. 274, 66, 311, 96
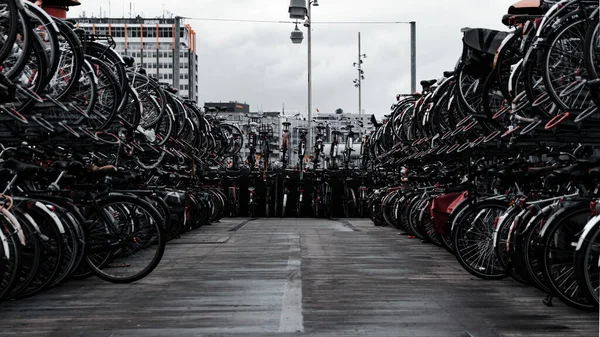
7, 30, 49, 114
12, 200, 63, 299
574, 219, 600, 306
494, 207, 530, 285
127, 72, 166, 127
50, 18, 85, 99
7, 209, 41, 298
3, 8, 32, 81
0, 215, 22, 301
281, 190, 288, 218
418, 198, 442, 246
84, 41, 127, 98
407, 195, 426, 240
265, 189, 271, 218
542, 18, 592, 114
24, 2, 60, 82
539, 202, 596, 311
46, 204, 81, 288
452, 200, 508, 279
0, 0, 19, 63
85, 195, 165, 283
342, 186, 356, 218
83, 55, 121, 130
296, 189, 303, 218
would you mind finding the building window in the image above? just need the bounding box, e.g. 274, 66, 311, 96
159, 27, 171, 38
111, 27, 124, 38
143, 27, 156, 38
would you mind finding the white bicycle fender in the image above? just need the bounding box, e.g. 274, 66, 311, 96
22, 211, 49, 241
576, 214, 600, 251
492, 206, 514, 248
0, 227, 9, 259
1, 208, 25, 245
36, 202, 65, 234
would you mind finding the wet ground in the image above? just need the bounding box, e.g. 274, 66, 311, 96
0, 218, 597, 337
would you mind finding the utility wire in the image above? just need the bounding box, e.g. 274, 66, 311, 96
182, 17, 412, 24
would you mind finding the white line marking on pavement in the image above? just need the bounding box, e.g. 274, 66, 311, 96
279, 233, 304, 333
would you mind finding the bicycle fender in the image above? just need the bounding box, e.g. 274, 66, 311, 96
36, 201, 65, 234
576, 214, 600, 251
1, 208, 25, 245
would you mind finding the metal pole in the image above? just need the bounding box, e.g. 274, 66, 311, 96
410, 21, 416, 94
358, 32, 361, 116
307, 3, 313, 156
174, 16, 181, 92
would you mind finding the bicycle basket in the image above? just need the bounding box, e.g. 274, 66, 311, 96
460, 28, 509, 77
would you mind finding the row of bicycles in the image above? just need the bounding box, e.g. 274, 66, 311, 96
365, 0, 600, 311
0, 0, 241, 303
222, 167, 372, 219
222, 119, 374, 218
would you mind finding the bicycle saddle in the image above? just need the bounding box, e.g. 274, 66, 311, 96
508, 0, 544, 15
420, 79, 437, 89
1, 159, 45, 175
282, 122, 291, 127
44, 0, 82, 5
165, 86, 178, 94
89, 165, 118, 173
443, 71, 456, 78
249, 122, 259, 127
53, 160, 84, 171
502, 14, 540, 26
589, 166, 600, 178
122, 56, 135, 67
205, 107, 218, 113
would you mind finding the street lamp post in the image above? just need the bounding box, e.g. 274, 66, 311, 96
289, 0, 318, 155
353, 32, 366, 116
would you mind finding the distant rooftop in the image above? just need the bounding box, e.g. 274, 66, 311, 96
77, 16, 183, 25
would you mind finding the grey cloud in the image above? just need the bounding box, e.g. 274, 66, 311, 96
72, 0, 517, 116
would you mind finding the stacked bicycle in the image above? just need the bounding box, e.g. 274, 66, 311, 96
366, 0, 600, 311
0, 0, 239, 303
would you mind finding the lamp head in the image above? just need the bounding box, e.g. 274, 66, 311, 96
289, 0, 308, 19
313, 0, 319, 6
290, 24, 304, 44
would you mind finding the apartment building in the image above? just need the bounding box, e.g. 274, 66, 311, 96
77, 16, 199, 100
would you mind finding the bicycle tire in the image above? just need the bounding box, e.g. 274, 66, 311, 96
452, 200, 508, 280
574, 219, 600, 306
0, 0, 19, 63
538, 202, 596, 311
85, 194, 165, 283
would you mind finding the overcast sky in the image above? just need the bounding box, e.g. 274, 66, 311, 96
69, 0, 516, 117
